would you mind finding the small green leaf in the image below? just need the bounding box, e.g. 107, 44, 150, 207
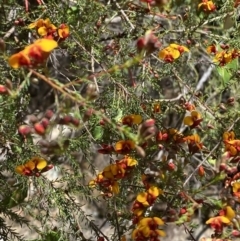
93, 126, 103, 140
1, 185, 28, 208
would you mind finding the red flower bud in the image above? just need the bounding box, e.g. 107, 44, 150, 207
35, 172, 41, 177
45, 109, 54, 119
179, 208, 187, 215
0, 85, 8, 94
219, 163, 227, 171
41, 118, 49, 128
34, 122, 45, 135
70, 117, 80, 127
98, 237, 104, 241
167, 162, 175, 171
198, 165, 205, 176
18, 125, 32, 136
232, 230, 240, 237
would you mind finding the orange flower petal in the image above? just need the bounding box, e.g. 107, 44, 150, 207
25, 160, 36, 170
88, 180, 96, 188
38, 26, 48, 36
132, 115, 142, 124
155, 229, 166, 237
224, 206, 235, 221
232, 182, 240, 193
191, 110, 201, 119
153, 217, 164, 225
15, 165, 25, 174
148, 186, 162, 197
35, 158, 47, 170
34, 39, 58, 52
112, 181, 119, 194
136, 192, 149, 205
127, 157, 138, 166
184, 116, 194, 126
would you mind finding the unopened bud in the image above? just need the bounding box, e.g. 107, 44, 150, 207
0, 85, 8, 94
45, 109, 54, 119
18, 125, 32, 136
35, 172, 41, 177
198, 165, 205, 176
41, 118, 49, 128
34, 122, 45, 135
167, 162, 175, 171
70, 117, 80, 127
83, 109, 94, 122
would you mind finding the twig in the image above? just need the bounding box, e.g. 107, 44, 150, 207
91, 47, 99, 93
113, 0, 135, 31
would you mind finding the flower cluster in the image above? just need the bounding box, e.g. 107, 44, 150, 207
183, 110, 202, 128
16, 157, 53, 177
8, 39, 58, 69
207, 45, 240, 66
223, 131, 240, 158
122, 114, 142, 127
98, 114, 143, 154
29, 18, 69, 41
198, 0, 216, 12
206, 206, 235, 233
89, 156, 138, 196
132, 186, 162, 216
158, 44, 189, 63
132, 217, 166, 241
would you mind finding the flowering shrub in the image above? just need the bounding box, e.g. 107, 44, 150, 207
1, 0, 240, 241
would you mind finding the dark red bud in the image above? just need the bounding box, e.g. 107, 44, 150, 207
45, 109, 54, 119
41, 118, 49, 128
70, 117, 80, 127
35, 172, 41, 177
219, 163, 227, 171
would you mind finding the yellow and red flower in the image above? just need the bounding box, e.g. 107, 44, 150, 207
58, 24, 70, 40
184, 134, 203, 153
183, 110, 202, 128
122, 114, 142, 126
206, 45, 217, 54
159, 44, 189, 63
115, 140, 135, 154
224, 139, 240, 157
214, 49, 239, 66
28, 18, 57, 37
8, 39, 58, 69
89, 156, 137, 195
132, 186, 162, 216
232, 181, 240, 198
206, 206, 235, 233
15, 157, 52, 177
132, 217, 165, 241
198, 0, 216, 12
